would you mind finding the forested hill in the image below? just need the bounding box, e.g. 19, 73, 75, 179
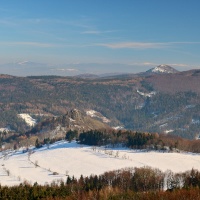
0, 68, 200, 139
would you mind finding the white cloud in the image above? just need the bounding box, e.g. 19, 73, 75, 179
96, 41, 200, 49
142, 62, 158, 66
81, 30, 116, 35
96, 42, 167, 49
169, 63, 188, 67
0, 41, 57, 48
169, 42, 200, 45
0, 19, 17, 26
82, 30, 100, 34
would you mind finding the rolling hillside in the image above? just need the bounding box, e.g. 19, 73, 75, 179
0, 66, 200, 139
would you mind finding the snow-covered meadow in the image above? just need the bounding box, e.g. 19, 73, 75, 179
1, 140, 200, 186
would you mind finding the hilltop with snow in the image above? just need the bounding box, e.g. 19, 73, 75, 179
146, 65, 179, 74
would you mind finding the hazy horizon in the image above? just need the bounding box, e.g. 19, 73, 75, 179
0, 61, 195, 77
0, 1, 200, 76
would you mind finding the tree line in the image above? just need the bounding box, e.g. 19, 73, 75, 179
33, 129, 200, 154
64, 129, 200, 153
1, 167, 200, 199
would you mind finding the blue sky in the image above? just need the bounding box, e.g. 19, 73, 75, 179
0, 0, 200, 75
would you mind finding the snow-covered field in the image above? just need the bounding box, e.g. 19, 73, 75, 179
1, 140, 200, 186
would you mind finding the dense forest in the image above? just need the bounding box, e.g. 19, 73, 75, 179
65, 129, 200, 153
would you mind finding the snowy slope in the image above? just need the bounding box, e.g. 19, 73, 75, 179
1, 141, 200, 186
86, 110, 111, 123
18, 113, 37, 126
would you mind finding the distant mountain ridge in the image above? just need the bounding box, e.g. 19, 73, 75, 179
74, 73, 99, 79
73, 65, 179, 79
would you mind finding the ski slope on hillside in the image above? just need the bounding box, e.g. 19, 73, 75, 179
1, 141, 200, 186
